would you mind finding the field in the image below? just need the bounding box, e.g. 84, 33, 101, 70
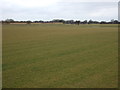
2, 24, 118, 88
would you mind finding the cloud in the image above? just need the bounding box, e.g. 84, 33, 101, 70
89, 7, 118, 21
90, 7, 117, 17
59, 0, 119, 2
1, 0, 60, 8
0, 0, 118, 21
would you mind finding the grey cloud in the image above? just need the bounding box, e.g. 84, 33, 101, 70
1, 1, 118, 21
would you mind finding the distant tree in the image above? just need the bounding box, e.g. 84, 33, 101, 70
63, 20, 74, 24
113, 20, 118, 24
39, 20, 44, 23
75, 21, 80, 25
100, 21, 107, 24
88, 20, 100, 24
93, 21, 99, 24
33, 21, 39, 23
111, 19, 115, 24
52, 19, 64, 23
4, 19, 14, 24
81, 20, 87, 24
88, 20, 93, 24
26, 20, 31, 24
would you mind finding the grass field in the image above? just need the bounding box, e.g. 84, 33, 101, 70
2, 24, 118, 88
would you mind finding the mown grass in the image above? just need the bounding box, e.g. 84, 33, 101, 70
2, 24, 118, 88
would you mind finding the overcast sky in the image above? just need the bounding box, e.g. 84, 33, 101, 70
0, 0, 119, 21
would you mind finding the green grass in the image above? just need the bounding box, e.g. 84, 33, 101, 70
2, 24, 118, 88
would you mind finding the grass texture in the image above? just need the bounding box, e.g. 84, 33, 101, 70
2, 24, 118, 88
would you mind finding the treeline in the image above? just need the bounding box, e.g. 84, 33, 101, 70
1, 19, 120, 24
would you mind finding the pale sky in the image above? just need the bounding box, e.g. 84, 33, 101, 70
0, 0, 119, 21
